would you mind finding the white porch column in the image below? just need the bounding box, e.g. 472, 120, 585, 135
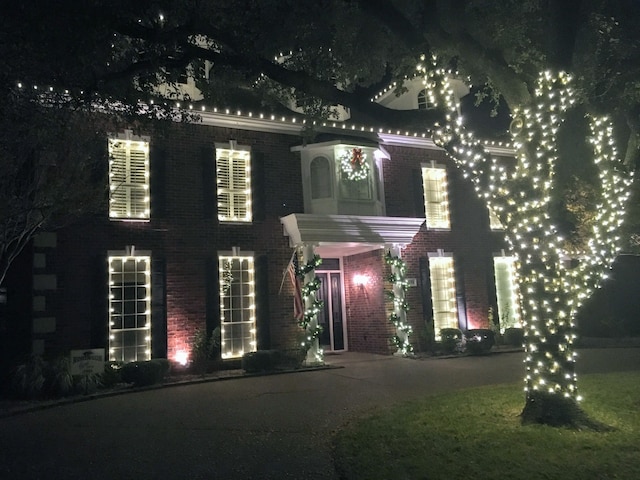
388, 244, 411, 355
302, 243, 323, 365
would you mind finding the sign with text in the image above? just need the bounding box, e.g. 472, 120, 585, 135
70, 348, 105, 376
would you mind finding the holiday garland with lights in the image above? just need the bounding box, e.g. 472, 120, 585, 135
419, 55, 634, 424
295, 253, 324, 363
385, 251, 413, 355
339, 147, 369, 181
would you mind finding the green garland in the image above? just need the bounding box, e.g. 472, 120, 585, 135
295, 254, 324, 357
385, 251, 414, 354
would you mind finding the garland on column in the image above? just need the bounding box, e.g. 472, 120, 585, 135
296, 254, 324, 356
385, 251, 413, 354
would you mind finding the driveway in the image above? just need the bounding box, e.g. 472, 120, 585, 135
0, 348, 638, 479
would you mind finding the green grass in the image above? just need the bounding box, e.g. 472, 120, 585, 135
333, 372, 640, 480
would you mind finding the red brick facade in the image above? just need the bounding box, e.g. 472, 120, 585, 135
16, 114, 509, 363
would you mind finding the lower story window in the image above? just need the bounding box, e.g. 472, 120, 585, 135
219, 254, 256, 358
493, 256, 521, 331
108, 253, 151, 362
428, 254, 458, 340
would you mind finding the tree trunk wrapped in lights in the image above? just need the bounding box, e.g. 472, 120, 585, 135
426, 63, 634, 427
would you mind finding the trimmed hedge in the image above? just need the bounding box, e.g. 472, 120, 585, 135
440, 328, 463, 354
242, 350, 281, 373
120, 359, 170, 386
503, 327, 525, 347
464, 329, 495, 355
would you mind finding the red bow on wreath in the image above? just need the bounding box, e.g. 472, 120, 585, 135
350, 148, 364, 166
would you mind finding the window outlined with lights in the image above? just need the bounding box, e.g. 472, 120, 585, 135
493, 255, 522, 332
108, 252, 151, 362
422, 163, 451, 230
428, 252, 458, 340
108, 130, 150, 220
216, 142, 252, 222
219, 253, 256, 358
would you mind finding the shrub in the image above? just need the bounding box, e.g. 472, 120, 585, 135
439, 328, 463, 354
242, 350, 281, 373
99, 361, 124, 388
191, 327, 221, 374
503, 327, 525, 347
121, 359, 170, 387
10, 355, 46, 399
464, 329, 495, 355
45, 356, 74, 397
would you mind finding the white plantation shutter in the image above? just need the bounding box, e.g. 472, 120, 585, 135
109, 132, 150, 220
422, 166, 450, 229
216, 147, 251, 222
428, 255, 458, 340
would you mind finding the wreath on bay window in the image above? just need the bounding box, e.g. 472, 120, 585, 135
339, 147, 369, 181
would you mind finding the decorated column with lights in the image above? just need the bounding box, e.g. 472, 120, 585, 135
385, 246, 413, 355
298, 244, 324, 365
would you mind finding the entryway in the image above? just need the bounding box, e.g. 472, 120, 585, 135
316, 270, 346, 351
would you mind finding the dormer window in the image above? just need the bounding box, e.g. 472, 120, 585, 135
310, 156, 332, 199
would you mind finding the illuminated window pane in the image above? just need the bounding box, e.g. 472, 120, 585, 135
422, 166, 450, 229
219, 255, 256, 358
489, 207, 504, 230
493, 256, 521, 331
109, 255, 151, 362
217, 148, 252, 222
108, 131, 150, 220
429, 256, 458, 340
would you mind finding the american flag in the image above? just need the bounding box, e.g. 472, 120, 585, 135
288, 251, 304, 320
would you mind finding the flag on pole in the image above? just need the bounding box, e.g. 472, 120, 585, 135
288, 252, 304, 321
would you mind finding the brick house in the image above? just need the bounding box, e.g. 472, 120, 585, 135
6, 79, 522, 366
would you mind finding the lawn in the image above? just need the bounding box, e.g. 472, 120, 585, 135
333, 372, 640, 480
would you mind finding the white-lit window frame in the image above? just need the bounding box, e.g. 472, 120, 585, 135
218, 252, 257, 359
108, 250, 152, 363
216, 142, 252, 223
428, 252, 458, 341
108, 130, 150, 221
493, 255, 522, 332
422, 162, 451, 230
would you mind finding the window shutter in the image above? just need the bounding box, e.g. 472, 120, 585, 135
412, 168, 425, 217
419, 256, 434, 344
149, 146, 167, 219
205, 257, 220, 335
90, 255, 108, 349
201, 146, 216, 219
252, 151, 266, 221
255, 254, 271, 350
151, 257, 167, 359
454, 255, 467, 331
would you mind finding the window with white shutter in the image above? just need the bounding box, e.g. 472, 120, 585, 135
493, 255, 522, 331
428, 254, 458, 340
422, 164, 450, 229
216, 145, 252, 222
108, 131, 150, 220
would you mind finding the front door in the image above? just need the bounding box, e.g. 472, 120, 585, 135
316, 271, 345, 351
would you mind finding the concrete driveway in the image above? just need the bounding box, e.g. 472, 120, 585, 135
0, 348, 638, 479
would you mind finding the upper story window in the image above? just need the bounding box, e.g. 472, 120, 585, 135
108, 131, 150, 220
422, 163, 451, 229
216, 142, 252, 222
417, 88, 436, 110
488, 207, 504, 230
310, 156, 332, 199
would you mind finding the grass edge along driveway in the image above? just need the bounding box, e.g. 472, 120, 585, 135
333, 371, 640, 480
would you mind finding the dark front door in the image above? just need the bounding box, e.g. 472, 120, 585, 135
316, 271, 345, 351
